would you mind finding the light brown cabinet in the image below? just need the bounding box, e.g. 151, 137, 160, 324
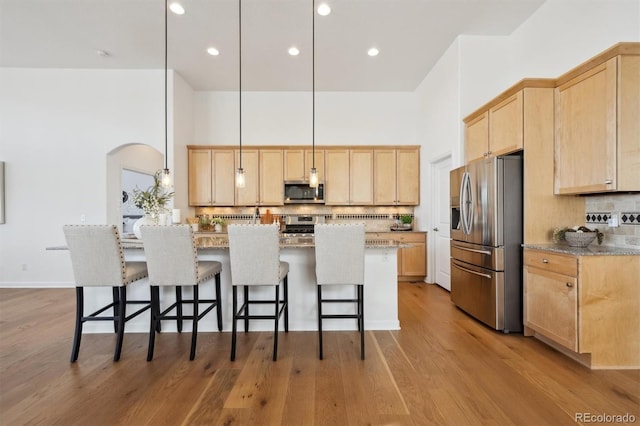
284, 148, 325, 182
374, 148, 420, 205
464, 92, 524, 163
554, 44, 640, 194
325, 149, 373, 205
258, 149, 284, 205
371, 232, 426, 281
234, 149, 283, 206
524, 248, 640, 369
188, 148, 235, 206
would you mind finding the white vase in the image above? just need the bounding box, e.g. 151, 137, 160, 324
214, 224, 222, 232
133, 215, 157, 239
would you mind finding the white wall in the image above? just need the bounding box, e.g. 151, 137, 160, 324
0, 68, 165, 286
193, 91, 417, 147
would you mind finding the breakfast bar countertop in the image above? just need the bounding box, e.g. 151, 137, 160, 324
118, 236, 402, 249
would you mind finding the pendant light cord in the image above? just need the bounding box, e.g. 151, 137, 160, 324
312, 0, 315, 168
164, 0, 168, 170
239, 0, 243, 169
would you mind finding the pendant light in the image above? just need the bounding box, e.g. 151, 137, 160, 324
235, 0, 246, 188
308, 0, 318, 188
161, 0, 172, 188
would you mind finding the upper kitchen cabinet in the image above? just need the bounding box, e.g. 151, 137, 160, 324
464, 81, 556, 164
235, 149, 259, 206
234, 148, 284, 206
325, 148, 374, 205
464, 112, 489, 163
259, 149, 284, 205
374, 147, 420, 205
284, 148, 325, 182
188, 148, 235, 206
554, 43, 640, 195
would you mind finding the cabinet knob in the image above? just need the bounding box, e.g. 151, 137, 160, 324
542, 259, 549, 263
604, 179, 613, 184
566, 282, 573, 288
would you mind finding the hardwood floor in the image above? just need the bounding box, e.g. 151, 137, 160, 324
1, 283, 638, 425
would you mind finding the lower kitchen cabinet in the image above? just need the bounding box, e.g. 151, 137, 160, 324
524, 248, 640, 369
371, 232, 426, 281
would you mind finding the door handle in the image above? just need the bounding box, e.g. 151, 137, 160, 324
433, 227, 439, 232
452, 263, 492, 279
452, 245, 491, 255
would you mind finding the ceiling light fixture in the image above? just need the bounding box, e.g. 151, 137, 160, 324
207, 47, 219, 56
169, 2, 185, 15
161, 0, 172, 188
235, 0, 245, 188
288, 46, 300, 56
367, 47, 379, 57
317, 3, 331, 16
309, 0, 318, 188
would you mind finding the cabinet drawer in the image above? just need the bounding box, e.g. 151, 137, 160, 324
524, 250, 577, 277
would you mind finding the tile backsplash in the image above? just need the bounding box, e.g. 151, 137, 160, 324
585, 193, 640, 248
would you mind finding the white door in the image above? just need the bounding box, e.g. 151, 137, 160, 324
430, 155, 451, 290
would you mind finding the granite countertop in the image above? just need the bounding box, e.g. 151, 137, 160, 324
523, 243, 640, 256
118, 236, 400, 249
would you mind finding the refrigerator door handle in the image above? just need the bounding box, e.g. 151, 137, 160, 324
452, 245, 492, 255
461, 172, 473, 235
452, 262, 492, 279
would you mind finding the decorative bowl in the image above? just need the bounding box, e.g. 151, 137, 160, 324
564, 232, 597, 247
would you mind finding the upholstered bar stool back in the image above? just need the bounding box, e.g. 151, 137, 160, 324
314, 223, 366, 360
141, 225, 222, 361
63, 225, 150, 362
227, 224, 289, 361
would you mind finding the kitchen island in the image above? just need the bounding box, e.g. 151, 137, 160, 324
50, 235, 401, 334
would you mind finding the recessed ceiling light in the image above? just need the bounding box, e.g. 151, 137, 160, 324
169, 2, 185, 15
317, 3, 331, 16
288, 47, 300, 56
207, 47, 219, 56
368, 47, 379, 57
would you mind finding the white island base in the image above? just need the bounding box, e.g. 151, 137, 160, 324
79, 245, 399, 334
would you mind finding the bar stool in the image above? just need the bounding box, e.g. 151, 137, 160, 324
314, 223, 366, 360
140, 225, 222, 361
63, 225, 150, 363
227, 224, 289, 361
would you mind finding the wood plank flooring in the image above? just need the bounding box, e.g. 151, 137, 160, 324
1, 283, 638, 425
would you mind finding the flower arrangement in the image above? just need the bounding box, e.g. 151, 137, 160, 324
132, 171, 174, 218
211, 217, 226, 226
553, 225, 604, 245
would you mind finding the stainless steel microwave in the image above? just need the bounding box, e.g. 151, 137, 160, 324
284, 181, 325, 204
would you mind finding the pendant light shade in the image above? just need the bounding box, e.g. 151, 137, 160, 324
161, 0, 172, 188
235, 0, 245, 188
308, 0, 318, 188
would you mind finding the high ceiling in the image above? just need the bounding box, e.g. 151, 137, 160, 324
0, 0, 545, 91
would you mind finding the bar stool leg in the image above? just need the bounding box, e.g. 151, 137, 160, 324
243, 286, 249, 332
147, 286, 158, 361
190, 285, 198, 360
113, 287, 126, 362
317, 285, 323, 360
215, 273, 223, 332
273, 284, 280, 361
359, 284, 365, 360
230, 286, 238, 361
112, 287, 120, 333
176, 287, 183, 333
70, 287, 84, 363
283, 276, 289, 332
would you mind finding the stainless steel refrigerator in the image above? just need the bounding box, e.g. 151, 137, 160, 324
449, 155, 523, 333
